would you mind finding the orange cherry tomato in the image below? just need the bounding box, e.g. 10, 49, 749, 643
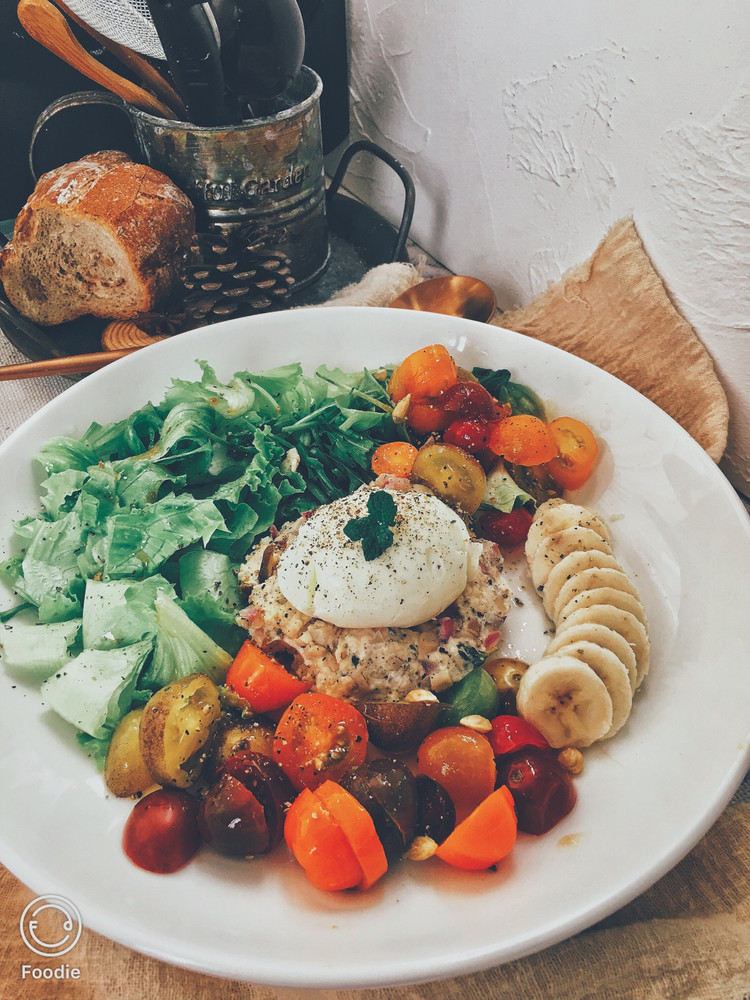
435, 785, 517, 870
226, 640, 312, 714
273, 692, 369, 792
314, 781, 388, 889
544, 416, 599, 490
371, 440, 419, 477
388, 344, 459, 404
284, 787, 364, 890
417, 726, 497, 823
406, 397, 455, 435
487, 415, 558, 466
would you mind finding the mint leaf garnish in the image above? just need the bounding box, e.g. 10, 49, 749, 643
343, 490, 397, 560
366, 489, 397, 525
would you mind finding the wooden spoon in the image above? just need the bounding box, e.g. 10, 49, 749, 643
51, 0, 187, 119
16, 0, 175, 118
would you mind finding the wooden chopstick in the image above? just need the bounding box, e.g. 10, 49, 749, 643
0, 347, 138, 380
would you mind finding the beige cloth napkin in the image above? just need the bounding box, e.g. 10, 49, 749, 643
496, 218, 729, 463
0, 225, 747, 999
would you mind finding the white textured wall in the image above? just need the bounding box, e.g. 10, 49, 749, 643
344, 0, 750, 493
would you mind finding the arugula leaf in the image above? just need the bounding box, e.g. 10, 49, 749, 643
472, 367, 545, 419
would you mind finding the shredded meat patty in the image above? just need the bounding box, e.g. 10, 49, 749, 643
237, 501, 510, 703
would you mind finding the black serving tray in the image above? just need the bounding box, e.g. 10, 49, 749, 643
0, 140, 415, 365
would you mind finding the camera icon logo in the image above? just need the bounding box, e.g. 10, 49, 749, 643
19, 895, 82, 957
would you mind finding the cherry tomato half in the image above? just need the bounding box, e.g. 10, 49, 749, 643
475, 507, 534, 547
488, 715, 550, 756
488, 415, 558, 465
226, 640, 312, 714
543, 417, 599, 490
410, 442, 487, 515
441, 381, 498, 422
406, 397, 454, 435
123, 788, 201, 874
417, 726, 496, 823
443, 419, 490, 454
388, 344, 459, 404
371, 441, 419, 477
273, 692, 369, 792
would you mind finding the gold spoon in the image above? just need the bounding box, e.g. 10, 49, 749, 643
0, 275, 497, 381
390, 275, 497, 324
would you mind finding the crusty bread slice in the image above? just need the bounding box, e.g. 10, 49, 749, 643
0, 150, 195, 326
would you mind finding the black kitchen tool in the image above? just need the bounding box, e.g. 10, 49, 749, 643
220, 0, 305, 119
144, 0, 229, 124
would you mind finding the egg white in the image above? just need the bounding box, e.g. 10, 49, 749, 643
276, 486, 482, 628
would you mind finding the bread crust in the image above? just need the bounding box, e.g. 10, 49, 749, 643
0, 151, 196, 326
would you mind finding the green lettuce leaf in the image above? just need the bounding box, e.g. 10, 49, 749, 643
481, 463, 535, 513
0, 619, 81, 681
40, 638, 154, 739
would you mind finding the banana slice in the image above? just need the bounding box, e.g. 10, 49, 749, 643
530, 526, 614, 591
551, 567, 641, 623
551, 640, 633, 738
525, 500, 613, 564
555, 605, 650, 689
558, 586, 649, 631
545, 621, 638, 691
538, 548, 623, 616
516, 654, 614, 748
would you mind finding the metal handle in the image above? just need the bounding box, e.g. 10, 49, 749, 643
327, 139, 415, 263
28, 90, 132, 182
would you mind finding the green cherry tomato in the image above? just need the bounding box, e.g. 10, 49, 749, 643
440, 666, 501, 727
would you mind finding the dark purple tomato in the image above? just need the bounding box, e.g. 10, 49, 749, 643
340, 758, 417, 863
442, 381, 498, 421
198, 773, 271, 856
414, 774, 455, 844
199, 750, 295, 856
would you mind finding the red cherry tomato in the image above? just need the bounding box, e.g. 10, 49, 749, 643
443, 419, 490, 454
489, 715, 550, 756
123, 788, 201, 874
273, 692, 369, 792
544, 416, 599, 490
475, 507, 534, 547
496, 748, 577, 835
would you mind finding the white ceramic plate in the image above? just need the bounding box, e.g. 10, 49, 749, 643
1, 308, 749, 989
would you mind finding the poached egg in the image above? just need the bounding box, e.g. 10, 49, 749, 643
276, 486, 483, 628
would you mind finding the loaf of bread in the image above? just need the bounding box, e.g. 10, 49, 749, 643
0, 150, 196, 326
